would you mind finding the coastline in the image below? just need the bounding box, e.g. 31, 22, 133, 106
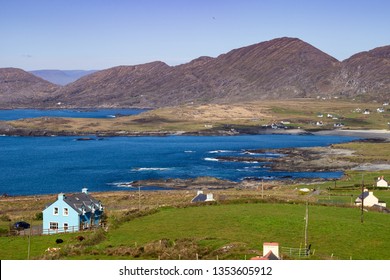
1, 124, 390, 139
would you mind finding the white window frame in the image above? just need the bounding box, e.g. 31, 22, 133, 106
53, 207, 59, 215
49, 222, 58, 230
63, 207, 69, 216
63, 223, 69, 231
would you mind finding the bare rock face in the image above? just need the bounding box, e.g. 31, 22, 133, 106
2, 38, 390, 108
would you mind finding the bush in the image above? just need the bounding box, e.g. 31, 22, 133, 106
83, 229, 107, 246
34, 212, 43, 220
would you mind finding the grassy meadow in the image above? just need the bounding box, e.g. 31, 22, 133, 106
1, 201, 390, 260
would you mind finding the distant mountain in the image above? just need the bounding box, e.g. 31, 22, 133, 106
47, 37, 344, 108
29, 70, 97, 85
338, 45, 390, 100
0, 68, 59, 108
1, 37, 390, 108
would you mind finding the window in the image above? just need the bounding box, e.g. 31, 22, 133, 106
53, 207, 59, 215
49, 222, 58, 230
63, 223, 68, 231
63, 208, 69, 216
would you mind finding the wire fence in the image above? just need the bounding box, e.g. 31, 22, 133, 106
281, 246, 310, 259
10, 224, 102, 236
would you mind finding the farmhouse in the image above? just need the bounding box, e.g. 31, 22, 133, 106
355, 189, 386, 208
376, 176, 388, 188
191, 190, 215, 203
42, 188, 104, 234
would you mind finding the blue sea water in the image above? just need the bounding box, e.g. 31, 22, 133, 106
0, 134, 358, 196
0, 108, 147, 120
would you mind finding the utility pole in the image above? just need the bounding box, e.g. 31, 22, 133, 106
27, 223, 31, 260
304, 201, 309, 250
138, 186, 141, 211
361, 174, 364, 223
261, 179, 264, 199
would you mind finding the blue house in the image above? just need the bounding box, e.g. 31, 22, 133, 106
42, 188, 104, 234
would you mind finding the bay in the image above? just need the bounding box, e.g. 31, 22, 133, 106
0, 134, 358, 196
0, 108, 147, 120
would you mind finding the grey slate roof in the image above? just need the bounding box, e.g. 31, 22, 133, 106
64, 193, 101, 214
191, 193, 207, 203
358, 191, 370, 200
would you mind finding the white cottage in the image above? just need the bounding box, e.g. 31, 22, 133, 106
355, 189, 386, 207
191, 190, 215, 203
376, 176, 388, 188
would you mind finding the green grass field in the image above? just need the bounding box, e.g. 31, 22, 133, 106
1, 202, 389, 260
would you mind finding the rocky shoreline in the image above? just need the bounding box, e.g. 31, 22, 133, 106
216, 146, 359, 172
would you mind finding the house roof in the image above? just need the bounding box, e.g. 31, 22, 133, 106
250, 251, 279, 260
45, 192, 102, 215
358, 191, 370, 200
191, 193, 207, 203
63, 193, 101, 215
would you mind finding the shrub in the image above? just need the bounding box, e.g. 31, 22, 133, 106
34, 212, 43, 220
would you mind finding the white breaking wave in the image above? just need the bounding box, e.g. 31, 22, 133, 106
109, 182, 134, 188
132, 167, 172, 171
203, 157, 220, 162
184, 150, 195, 153
208, 150, 234, 154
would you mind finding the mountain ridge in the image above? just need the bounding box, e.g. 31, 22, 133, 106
1, 37, 390, 108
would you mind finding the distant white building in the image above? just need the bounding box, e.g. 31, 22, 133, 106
355, 189, 386, 207
377, 108, 385, 113
376, 176, 388, 188
191, 190, 215, 203
363, 109, 370, 115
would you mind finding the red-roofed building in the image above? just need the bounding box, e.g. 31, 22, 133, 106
250, 242, 280, 260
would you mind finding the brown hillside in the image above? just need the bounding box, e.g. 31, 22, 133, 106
45, 37, 343, 107
0, 68, 59, 108
339, 45, 390, 100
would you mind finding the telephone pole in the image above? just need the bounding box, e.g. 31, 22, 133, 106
304, 201, 309, 249
361, 174, 364, 223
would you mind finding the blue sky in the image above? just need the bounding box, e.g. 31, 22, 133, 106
1, 0, 389, 70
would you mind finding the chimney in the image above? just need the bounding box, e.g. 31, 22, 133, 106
58, 193, 65, 200
82, 188, 88, 194
206, 193, 214, 201
263, 242, 279, 259
197, 190, 203, 195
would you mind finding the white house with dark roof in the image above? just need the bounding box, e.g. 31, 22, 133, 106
42, 188, 104, 234
355, 189, 386, 208
191, 190, 215, 203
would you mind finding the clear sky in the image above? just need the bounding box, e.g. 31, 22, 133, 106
1, 0, 389, 70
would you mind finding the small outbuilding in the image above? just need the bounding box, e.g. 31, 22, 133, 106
250, 242, 280, 260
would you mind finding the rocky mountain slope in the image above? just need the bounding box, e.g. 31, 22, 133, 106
1, 37, 389, 108
0, 68, 59, 108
